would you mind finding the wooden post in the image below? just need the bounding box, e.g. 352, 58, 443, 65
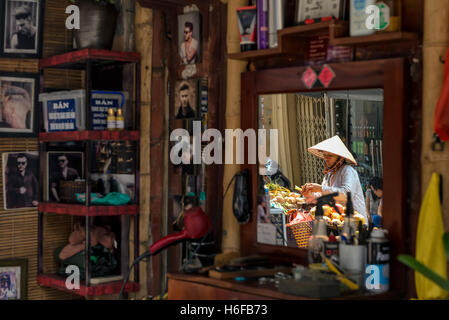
113, 0, 136, 52
135, 2, 153, 298
221, 0, 248, 254
422, 0, 449, 228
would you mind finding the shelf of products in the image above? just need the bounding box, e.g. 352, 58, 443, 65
228, 19, 419, 62
228, 20, 347, 61
37, 274, 139, 297
37, 49, 141, 297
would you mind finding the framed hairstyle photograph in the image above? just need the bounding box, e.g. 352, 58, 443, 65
174, 79, 198, 120
0, 258, 28, 300
0, 0, 44, 58
2, 151, 39, 210
0, 72, 39, 137
46, 152, 84, 202
178, 11, 201, 65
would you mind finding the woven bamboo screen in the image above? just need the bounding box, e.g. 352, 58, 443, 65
0, 0, 81, 300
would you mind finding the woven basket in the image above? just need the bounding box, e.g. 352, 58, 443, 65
59, 180, 86, 203
286, 221, 313, 249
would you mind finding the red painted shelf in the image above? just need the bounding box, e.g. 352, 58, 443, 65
38, 202, 139, 217
37, 274, 139, 297
39, 130, 139, 142
39, 49, 141, 69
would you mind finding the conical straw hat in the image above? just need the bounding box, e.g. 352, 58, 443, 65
307, 135, 357, 165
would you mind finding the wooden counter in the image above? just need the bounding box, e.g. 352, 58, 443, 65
167, 272, 399, 300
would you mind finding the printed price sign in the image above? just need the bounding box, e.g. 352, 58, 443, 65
46, 99, 77, 131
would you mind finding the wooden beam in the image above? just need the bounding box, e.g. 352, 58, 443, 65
135, 1, 153, 298
148, 8, 167, 297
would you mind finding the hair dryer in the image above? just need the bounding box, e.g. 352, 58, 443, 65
119, 206, 210, 299
149, 206, 211, 255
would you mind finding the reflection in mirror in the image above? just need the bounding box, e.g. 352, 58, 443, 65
257, 89, 384, 248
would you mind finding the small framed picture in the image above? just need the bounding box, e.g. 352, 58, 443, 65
0, 72, 38, 137
178, 11, 201, 65
46, 152, 84, 202
0, 258, 27, 300
174, 79, 198, 120
0, 0, 44, 58
2, 151, 39, 210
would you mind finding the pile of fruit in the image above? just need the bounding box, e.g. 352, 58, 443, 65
309, 204, 366, 228
266, 183, 306, 211
265, 183, 366, 228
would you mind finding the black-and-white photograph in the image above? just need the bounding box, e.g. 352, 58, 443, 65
47, 152, 84, 202
178, 11, 201, 65
2, 152, 39, 210
0, 73, 38, 136
1, 0, 43, 57
174, 79, 198, 120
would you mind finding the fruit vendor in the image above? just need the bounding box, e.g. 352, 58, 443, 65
301, 135, 368, 224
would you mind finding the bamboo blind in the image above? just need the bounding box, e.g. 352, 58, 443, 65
0, 0, 81, 300
42, 0, 83, 90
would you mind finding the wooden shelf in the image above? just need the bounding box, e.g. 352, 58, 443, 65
39, 130, 139, 142
39, 49, 141, 69
330, 31, 419, 46
228, 20, 347, 62
38, 202, 139, 217
37, 274, 139, 297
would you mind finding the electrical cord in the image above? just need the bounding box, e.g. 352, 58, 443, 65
118, 250, 152, 300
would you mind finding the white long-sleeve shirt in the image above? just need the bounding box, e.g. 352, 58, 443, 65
321, 164, 368, 223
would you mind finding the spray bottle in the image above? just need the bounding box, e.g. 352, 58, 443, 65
308, 193, 339, 265
341, 192, 356, 244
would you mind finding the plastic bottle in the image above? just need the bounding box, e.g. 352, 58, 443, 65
365, 228, 390, 293
107, 108, 116, 130
350, 0, 377, 37
376, 0, 401, 33
116, 108, 124, 130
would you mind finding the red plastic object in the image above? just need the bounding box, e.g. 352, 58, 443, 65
39, 49, 140, 69
149, 207, 210, 254
435, 47, 449, 140
37, 274, 139, 297
39, 130, 139, 142
38, 202, 139, 217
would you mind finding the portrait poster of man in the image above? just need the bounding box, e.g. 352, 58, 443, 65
2, 0, 41, 55
0, 75, 35, 134
47, 152, 83, 202
178, 11, 201, 65
2, 151, 39, 210
0, 267, 20, 299
174, 79, 198, 120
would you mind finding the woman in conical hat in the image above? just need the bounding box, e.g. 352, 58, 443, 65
302, 135, 367, 223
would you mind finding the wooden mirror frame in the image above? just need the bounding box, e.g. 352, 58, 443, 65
240, 58, 408, 294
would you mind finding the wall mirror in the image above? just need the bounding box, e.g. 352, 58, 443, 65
240, 59, 407, 293
257, 89, 384, 248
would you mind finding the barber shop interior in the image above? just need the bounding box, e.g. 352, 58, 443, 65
0, 0, 448, 308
